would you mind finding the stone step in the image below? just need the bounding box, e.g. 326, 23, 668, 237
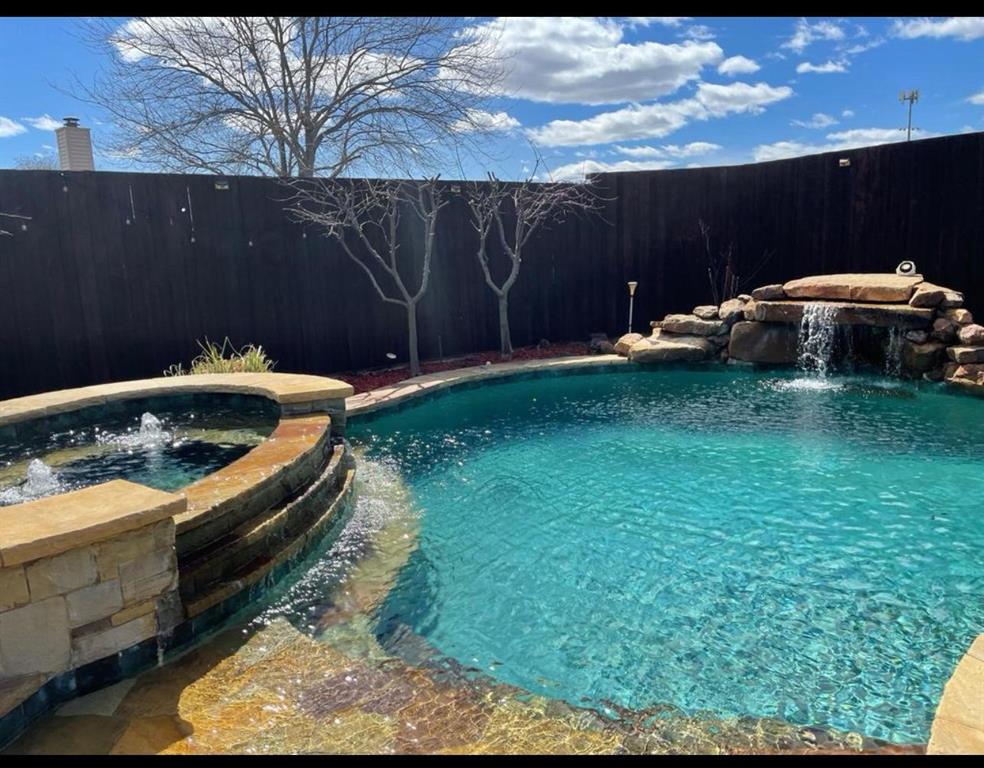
178, 442, 348, 604
628, 330, 715, 363
752, 300, 933, 328
782, 273, 923, 303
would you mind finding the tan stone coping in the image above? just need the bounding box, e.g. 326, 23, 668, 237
0, 372, 354, 428
752, 300, 933, 328
929, 634, 984, 754
783, 273, 924, 303
175, 413, 330, 535
0, 480, 185, 567
346, 354, 628, 417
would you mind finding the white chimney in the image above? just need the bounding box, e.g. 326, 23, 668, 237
55, 117, 95, 171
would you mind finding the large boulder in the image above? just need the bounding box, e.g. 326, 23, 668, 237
782, 273, 923, 303
751, 284, 785, 301
693, 305, 720, 320
752, 300, 932, 329
614, 332, 644, 356
958, 324, 984, 346
910, 282, 962, 308
718, 298, 748, 323
661, 314, 728, 336
931, 317, 958, 343
947, 346, 984, 364
628, 333, 714, 363
943, 308, 974, 325
728, 321, 799, 364
902, 340, 945, 374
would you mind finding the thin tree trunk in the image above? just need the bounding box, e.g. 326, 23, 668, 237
498, 294, 513, 360
407, 302, 421, 377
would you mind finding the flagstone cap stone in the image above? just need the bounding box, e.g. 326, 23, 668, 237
782, 273, 924, 303
0, 481, 185, 567
0, 373, 354, 429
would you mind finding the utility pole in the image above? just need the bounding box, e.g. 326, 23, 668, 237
899, 90, 919, 142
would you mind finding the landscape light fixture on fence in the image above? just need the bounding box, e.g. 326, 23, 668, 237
899, 90, 919, 142
627, 281, 638, 333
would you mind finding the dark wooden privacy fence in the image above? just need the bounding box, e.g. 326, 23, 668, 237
1, 131, 982, 399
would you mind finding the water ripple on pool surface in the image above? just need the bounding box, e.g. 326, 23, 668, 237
347, 367, 984, 744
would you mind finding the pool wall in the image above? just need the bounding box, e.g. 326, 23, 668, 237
0, 373, 354, 747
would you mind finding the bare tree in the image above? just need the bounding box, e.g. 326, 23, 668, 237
465, 167, 604, 360
75, 17, 502, 178
697, 219, 774, 304
289, 177, 447, 376
13, 153, 58, 171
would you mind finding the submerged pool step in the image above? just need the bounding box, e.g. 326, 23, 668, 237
177, 442, 350, 609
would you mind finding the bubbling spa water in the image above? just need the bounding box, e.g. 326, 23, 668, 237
0, 394, 278, 505
344, 367, 984, 744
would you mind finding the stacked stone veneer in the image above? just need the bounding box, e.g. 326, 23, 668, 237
614, 273, 984, 390
0, 482, 181, 712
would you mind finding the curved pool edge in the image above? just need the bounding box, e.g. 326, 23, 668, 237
0, 373, 357, 748
344, 355, 983, 752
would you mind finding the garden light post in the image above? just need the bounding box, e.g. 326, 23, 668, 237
899, 89, 919, 142
627, 281, 638, 333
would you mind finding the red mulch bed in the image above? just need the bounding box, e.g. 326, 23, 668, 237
336, 342, 592, 394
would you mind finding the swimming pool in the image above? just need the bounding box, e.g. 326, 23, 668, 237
345, 367, 984, 744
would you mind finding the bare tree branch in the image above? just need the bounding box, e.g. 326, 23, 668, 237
72, 17, 504, 178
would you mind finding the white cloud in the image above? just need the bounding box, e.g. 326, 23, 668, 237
968, 89, 984, 105
548, 158, 675, 180
717, 55, 760, 76
624, 17, 691, 28
464, 17, 723, 105
791, 112, 838, 129
796, 60, 848, 74
452, 109, 520, 133
528, 80, 793, 146
23, 114, 63, 131
682, 25, 716, 41
615, 141, 722, 158
892, 17, 984, 42
782, 18, 846, 53
842, 109, 855, 118
0, 117, 27, 138
753, 126, 936, 162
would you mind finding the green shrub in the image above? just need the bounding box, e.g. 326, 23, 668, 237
164, 337, 276, 376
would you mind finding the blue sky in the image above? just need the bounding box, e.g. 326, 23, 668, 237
1, 16, 983, 179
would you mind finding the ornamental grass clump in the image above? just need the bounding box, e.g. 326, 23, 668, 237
164, 337, 275, 376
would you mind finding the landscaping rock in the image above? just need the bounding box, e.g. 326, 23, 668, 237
693, 305, 720, 320
751, 284, 785, 301
742, 300, 758, 320
737, 293, 752, 302
951, 363, 984, 385
946, 346, 984, 364
708, 333, 731, 348
628, 332, 714, 363
902, 340, 945, 374
753, 300, 933, 329
905, 330, 929, 343
728, 321, 799, 364
909, 283, 949, 308
782, 273, 922, 303
718, 298, 747, 323
941, 289, 964, 308
958, 324, 984, 345
931, 317, 958, 343
661, 314, 728, 336
943, 308, 974, 325
614, 333, 644, 356
588, 333, 615, 354
923, 368, 946, 382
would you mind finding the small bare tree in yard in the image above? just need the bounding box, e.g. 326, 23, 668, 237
289, 178, 447, 376
698, 219, 774, 304
77, 17, 503, 177
465, 170, 603, 360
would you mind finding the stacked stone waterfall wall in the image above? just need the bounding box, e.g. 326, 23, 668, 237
612, 272, 984, 393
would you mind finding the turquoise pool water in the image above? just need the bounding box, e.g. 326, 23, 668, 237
348, 368, 984, 744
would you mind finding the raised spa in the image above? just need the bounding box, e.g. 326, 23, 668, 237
0, 393, 279, 505
341, 367, 984, 744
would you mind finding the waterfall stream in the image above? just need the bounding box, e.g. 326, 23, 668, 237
797, 303, 839, 377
